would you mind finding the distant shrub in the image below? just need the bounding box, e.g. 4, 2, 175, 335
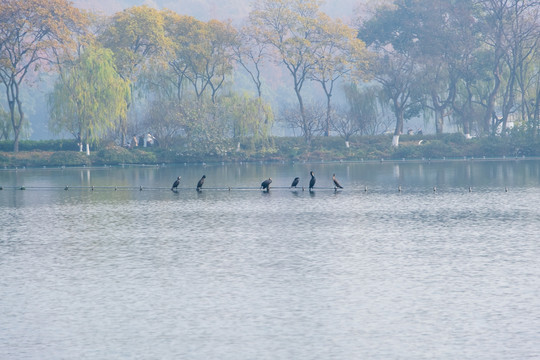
391, 144, 423, 159
131, 149, 157, 164
421, 140, 459, 158
48, 151, 91, 166
0, 140, 78, 152
93, 146, 134, 165
0, 151, 51, 167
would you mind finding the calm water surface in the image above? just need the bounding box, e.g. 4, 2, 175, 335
1, 160, 539, 359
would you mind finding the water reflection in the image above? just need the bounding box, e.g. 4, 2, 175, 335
0, 160, 539, 359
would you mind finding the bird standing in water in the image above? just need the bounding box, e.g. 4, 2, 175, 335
290, 177, 300, 188
171, 176, 181, 191
309, 171, 316, 192
333, 174, 343, 190
196, 175, 206, 192
261, 178, 272, 192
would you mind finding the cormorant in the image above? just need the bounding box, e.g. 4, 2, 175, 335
171, 176, 181, 191
332, 174, 343, 189
261, 178, 272, 192
197, 175, 206, 191
290, 177, 300, 188
309, 171, 316, 192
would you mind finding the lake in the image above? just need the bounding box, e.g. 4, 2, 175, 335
1, 159, 539, 359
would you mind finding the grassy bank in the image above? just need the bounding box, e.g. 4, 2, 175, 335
1, 134, 540, 168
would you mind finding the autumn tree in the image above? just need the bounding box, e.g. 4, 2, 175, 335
0, 0, 87, 152
99, 5, 170, 142
250, 0, 323, 144
232, 25, 269, 99
310, 14, 369, 136
164, 15, 237, 103
162, 13, 201, 101
48, 45, 130, 155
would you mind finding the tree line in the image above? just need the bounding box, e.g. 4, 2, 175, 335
0, 0, 538, 154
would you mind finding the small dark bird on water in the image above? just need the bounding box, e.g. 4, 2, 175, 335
261, 178, 272, 192
171, 176, 181, 191
332, 174, 343, 190
309, 171, 316, 192
197, 175, 206, 191
290, 177, 300, 188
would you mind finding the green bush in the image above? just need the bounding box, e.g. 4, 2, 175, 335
0, 140, 79, 152
421, 140, 458, 159
48, 151, 91, 166
93, 146, 134, 165
131, 149, 157, 164
391, 145, 423, 159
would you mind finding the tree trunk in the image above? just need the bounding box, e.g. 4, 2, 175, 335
392, 98, 404, 147
295, 86, 309, 144
462, 86, 474, 139
6, 80, 24, 153
12, 124, 20, 153
325, 94, 331, 137
431, 92, 445, 135
321, 81, 333, 137
483, 28, 504, 135
533, 86, 540, 139
435, 109, 444, 135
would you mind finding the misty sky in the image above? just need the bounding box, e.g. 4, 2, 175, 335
72, 0, 361, 23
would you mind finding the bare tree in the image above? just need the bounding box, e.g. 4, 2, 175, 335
232, 25, 268, 99
280, 102, 325, 144
331, 106, 360, 142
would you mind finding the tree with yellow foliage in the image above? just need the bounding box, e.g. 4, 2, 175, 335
99, 5, 171, 142
0, 0, 87, 152
310, 14, 370, 136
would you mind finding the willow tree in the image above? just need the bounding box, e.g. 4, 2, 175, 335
221, 93, 274, 144
49, 46, 130, 155
0, 0, 87, 152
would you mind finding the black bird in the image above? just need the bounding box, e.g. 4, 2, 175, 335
196, 175, 206, 191
171, 176, 181, 191
332, 174, 343, 189
261, 178, 272, 192
290, 177, 300, 188
309, 171, 316, 192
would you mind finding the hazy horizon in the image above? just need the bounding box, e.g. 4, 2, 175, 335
72, 0, 361, 23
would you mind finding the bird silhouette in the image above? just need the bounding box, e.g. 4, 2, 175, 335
309, 171, 316, 192
261, 178, 272, 192
332, 174, 343, 189
197, 175, 206, 191
171, 176, 181, 191
290, 177, 300, 188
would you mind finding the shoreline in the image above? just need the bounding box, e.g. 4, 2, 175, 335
1, 154, 538, 171
2, 134, 539, 168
